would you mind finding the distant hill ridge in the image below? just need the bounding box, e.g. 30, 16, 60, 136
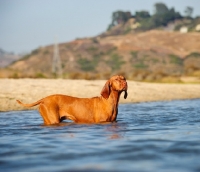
0, 48, 21, 67
0, 30, 199, 82
1, 2, 200, 82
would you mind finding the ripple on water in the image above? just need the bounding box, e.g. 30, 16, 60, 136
0, 99, 200, 172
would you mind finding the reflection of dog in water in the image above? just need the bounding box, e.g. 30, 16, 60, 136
17, 75, 128, 125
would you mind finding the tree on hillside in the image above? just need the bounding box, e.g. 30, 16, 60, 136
135, 10, 151, 21
112, 11, 132, 25
184, 6, 193, 18
107, 2, 184, 32
108, 11, 132, 30
154, 2, 169, 15
151, 3, 182, 27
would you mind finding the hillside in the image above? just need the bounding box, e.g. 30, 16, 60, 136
1, 30, 200, 82
1, 2, 200, 82
0, 30, 200, 82
0, 49, 21, 67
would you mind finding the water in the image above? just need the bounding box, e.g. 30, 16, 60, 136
0, 99, 200, 172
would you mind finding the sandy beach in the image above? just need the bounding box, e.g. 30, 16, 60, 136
0, 78, 200, 111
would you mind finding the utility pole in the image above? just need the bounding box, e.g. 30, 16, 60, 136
52, 37, 62, 78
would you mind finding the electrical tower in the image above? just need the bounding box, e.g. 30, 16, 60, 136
52, 37, 63, 78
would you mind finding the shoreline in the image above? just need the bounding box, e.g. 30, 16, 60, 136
1, 79, 200, 112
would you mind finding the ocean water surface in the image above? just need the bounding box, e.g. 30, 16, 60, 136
0, 99, 200, 172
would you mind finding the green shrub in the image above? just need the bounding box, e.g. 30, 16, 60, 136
77, 58, 95, 72
151, 59, 159, 63
43, 50, 49, 55
31, 49, 39, 55
105, 47, 117, 55
77, 52, 102, 72
130, 51, 138, 60
107, 53, 125, 72
169, 54, 182, 65
35, 72, 46, 78
11, 72, 19, 79
92, 38, 99, 44
87, 46, 98, 53
187, 52, 200, 58
134, 62, 148, 69
124, 27, 132, 34
19, 54, 31, 61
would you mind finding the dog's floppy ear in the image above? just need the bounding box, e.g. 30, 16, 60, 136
101, 80, 110, 99
124, 90, 128, 99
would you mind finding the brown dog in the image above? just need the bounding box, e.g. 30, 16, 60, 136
17, 75, 128, 125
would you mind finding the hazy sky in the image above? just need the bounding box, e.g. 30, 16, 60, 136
0, 0, 200, 54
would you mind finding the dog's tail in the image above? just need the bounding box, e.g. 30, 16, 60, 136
16, 99, 42, 108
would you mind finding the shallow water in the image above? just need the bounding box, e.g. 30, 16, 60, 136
0, 99, 200, 172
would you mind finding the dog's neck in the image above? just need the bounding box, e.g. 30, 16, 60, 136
100, 88, 122, 122
108, 90, 121, 106
107, 90, 121, 121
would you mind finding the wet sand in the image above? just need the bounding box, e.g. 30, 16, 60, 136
0, 78, 200, 111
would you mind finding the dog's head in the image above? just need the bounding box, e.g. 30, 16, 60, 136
101, 75, 128, 99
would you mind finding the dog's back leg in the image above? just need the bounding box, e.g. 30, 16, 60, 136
39, 103, 60, 125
